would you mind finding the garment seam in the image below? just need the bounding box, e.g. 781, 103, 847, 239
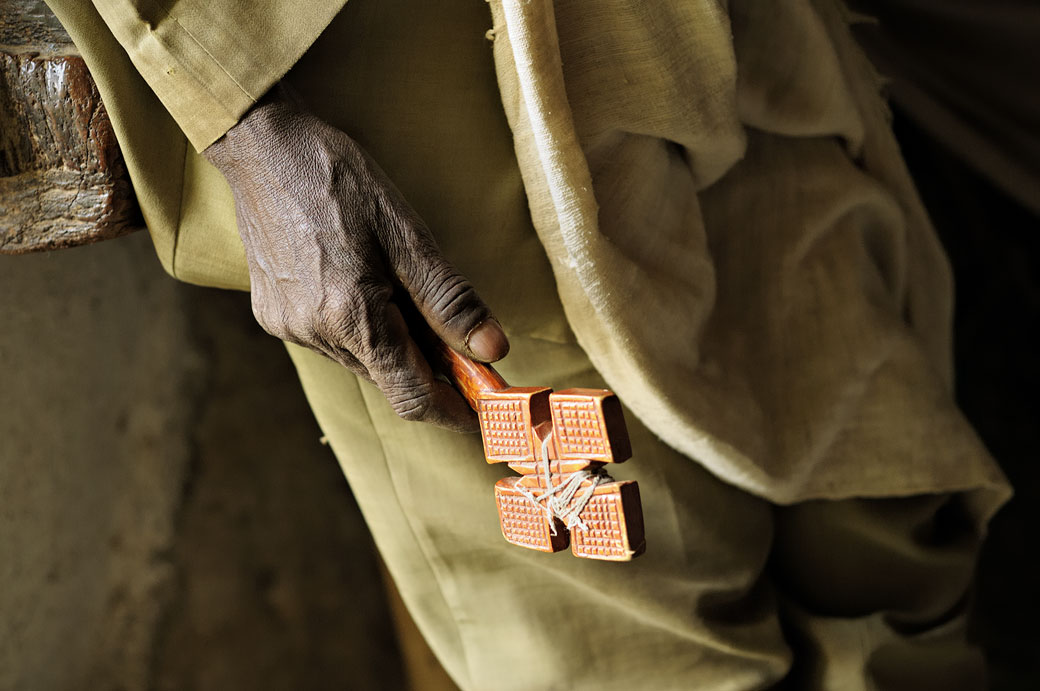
166, 14, 256, 102
140, 1, 256, 150
169, 136, 190, 278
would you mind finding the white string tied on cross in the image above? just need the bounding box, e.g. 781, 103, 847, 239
514, 434, 612, 534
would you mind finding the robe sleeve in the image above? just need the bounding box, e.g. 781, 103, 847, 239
62, 0, 348, 151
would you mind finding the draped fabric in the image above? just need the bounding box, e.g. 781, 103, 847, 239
36, 2, 1009, 685
486, 0, 1008, 510
46, 0, 1009, 511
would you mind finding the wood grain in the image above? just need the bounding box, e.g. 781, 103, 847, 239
1, 0, 140, 254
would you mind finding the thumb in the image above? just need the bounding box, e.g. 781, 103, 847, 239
396, 243, 509, 363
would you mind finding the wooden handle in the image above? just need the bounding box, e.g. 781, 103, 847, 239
399, 294, 509, 408
427, 336, 508, 409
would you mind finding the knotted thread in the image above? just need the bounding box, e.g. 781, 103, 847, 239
514, 435, 612, 534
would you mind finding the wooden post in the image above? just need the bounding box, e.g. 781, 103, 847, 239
0, 0, 140, 254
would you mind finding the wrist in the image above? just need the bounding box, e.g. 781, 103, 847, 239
202, 82, 302, 172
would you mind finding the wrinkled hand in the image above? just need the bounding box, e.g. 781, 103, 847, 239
203, 86, 508, 432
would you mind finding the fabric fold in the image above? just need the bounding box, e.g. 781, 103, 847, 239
488, 0, 1008, 513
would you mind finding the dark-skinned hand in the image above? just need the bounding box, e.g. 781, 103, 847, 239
203, 85, 509, 432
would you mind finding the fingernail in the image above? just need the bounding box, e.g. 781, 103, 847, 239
466, 318, 509, 362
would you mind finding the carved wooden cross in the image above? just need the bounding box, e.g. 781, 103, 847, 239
431, 340, 646, 562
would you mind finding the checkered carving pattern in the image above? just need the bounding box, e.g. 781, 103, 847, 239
570, 489, 628, 559
478, 398, 530, 458
495, 486, 554, 551
552, 397, 608, 458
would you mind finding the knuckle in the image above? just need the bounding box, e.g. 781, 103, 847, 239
314, 279, 390, 350
384, 380, 435, 422
252, 296, 313, 346
251, 301, 288, 340
314, 303, 352, 343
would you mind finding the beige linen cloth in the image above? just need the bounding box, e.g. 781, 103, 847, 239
492, 0, 1009, 512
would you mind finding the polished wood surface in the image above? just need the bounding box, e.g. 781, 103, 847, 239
428, 336, 508, 401
430, 335, 646, 561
